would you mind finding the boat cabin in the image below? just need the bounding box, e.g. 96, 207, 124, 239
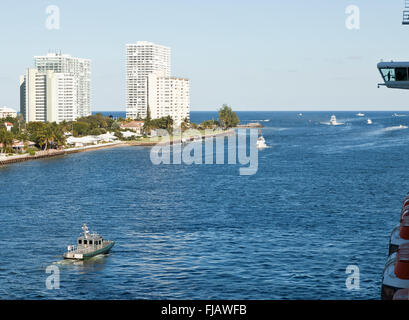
378, 61, 409, 89
77, 233, 104, 249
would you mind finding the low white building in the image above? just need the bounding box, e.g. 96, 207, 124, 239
66, 132, 118, 147
122, 131, 139, 138
0, 107, 17, 119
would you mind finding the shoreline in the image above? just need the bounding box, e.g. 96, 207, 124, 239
0, 129, 235, 167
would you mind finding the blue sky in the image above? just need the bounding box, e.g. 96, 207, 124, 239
0, 0, 409, 111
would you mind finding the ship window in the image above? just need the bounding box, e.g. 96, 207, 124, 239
84, 240, 87, 244
78, 239, 82, 244
89, 240, 93, 245
396, 68, 408, 81
381, 68, 395, 82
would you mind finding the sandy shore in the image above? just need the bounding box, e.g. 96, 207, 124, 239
0, 129, 235, 166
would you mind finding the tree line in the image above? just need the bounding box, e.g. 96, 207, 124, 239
0, 105, 240, 153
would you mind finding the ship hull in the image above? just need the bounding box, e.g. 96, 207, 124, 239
64, 241, 115, 260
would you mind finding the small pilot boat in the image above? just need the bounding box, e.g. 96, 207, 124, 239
64, 224, 115, 260
367, 118, 373, 125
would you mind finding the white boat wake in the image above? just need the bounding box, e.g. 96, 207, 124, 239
384, 125, 408, 131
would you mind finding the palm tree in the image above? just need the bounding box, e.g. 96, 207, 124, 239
0, 129, 14, 153
43, 125, 55, 151
165, 116, 174, 131
53, 127, 66, 149
18, 132, 29, 150
181, 117, 190, 132
143, 106, 153, 135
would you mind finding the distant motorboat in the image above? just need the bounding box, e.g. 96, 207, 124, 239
298, 113, 303, 116
367, 118, 373, 125
256, 130, 268, 149
329, 115, 344, 126
357, 113, 365, 117
256, 136, 267, 149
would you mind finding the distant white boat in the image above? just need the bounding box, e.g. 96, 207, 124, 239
393, 113, 407, 117
357, 113, 365, 117
329, 115, 344, 126
367, 118, 373, 125
256, 130, 268, 149
298, 113, 303, 116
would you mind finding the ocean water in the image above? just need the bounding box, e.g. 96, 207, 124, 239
1, 111, 409, 300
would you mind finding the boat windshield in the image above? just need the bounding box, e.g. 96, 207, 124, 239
380, 67, 409, 82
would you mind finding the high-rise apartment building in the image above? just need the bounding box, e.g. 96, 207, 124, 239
34, 53, 91, 117
147, 74, 190, 125
20, 69, 77, 123
126, 41, 171, 119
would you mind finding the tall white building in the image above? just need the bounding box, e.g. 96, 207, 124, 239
34, 53, 91, 117
20, 69, 77, 123
148, 74, 190, 125
126, 41, 171, 119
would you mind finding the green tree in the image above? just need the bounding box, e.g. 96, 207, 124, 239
111, 121, 120, 130
52, 125, 66, 149
200, 119, 218, 129
72, 121, 90, 136
0, 129, 14, 153
180, 117, 190, 131
218, 104, 239, 129
143, 106, 153, 135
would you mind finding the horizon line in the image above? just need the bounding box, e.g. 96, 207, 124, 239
91, 109, 409, 112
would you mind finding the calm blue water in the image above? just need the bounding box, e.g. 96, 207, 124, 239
1, 111, 409, 300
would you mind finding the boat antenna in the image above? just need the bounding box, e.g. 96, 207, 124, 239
82, 224, 90, 238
